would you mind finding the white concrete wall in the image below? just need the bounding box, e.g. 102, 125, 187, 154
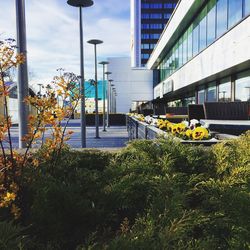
154, 16, 250, 98
107, 57, 153, 113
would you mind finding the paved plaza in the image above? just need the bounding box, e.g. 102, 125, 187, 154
6, 120, 129, 149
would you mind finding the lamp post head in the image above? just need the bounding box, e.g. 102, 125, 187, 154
67, 0, 93, 7
108, 79, 114, 83
87, 39, 103, 45
99, 61, 109, 65
105, 71, 112, 75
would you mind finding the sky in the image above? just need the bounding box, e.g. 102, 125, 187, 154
0, 0, 130, 92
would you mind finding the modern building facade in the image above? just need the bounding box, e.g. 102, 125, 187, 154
147, 0, 250, 109
107, 57, 153, 113
131, 0, 178, 67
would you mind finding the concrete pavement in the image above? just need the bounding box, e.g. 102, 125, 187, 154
4, 119, 129, 149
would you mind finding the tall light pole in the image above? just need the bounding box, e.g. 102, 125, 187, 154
111, 83, 115, 113
87, 39, 103, 139
15, 0, 29, 149
107, 79, 113, 127
67, 0, 93, 148
105, 72, 112, 127
99, 61, 109, 132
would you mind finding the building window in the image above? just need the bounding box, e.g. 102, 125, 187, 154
141, 54, 150, 59
207, 82, 217, 102
219, 77, 231, 102
178, 37, 183, 67
228, 0, 243, 28
150, 23, 163, 29
207, 0, 216, 45
216, 0, 228, 37
141, 44, 150, 49
244, 0, 250, 16
141, 3, 149, 9
235, 70, 250, 101
141, 24, 150, 29
182, 31, 188, 64
150, 3, 162, 9
150, 13, 162, 19
199, 6, 207, 51
164, 13, 171, 19
164, 3, 173, 9
141, 34, 150, 39
182, 95, 196, 106
150, 44, 156, 49
142, 14, 149, 19
150, 34, 160, 39
198, 86, 206, 104
192, 16, 199, 56
187, 25, 193, 61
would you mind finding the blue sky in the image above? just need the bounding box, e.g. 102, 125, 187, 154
0, 0, 130, 92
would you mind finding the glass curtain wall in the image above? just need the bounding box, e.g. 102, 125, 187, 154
158, 0, 248, 83
207, 82, 217, 102
219, 77, 231, 102
235, 70, 250, 101
228, 0, 243, 28
245, 0, 250, 16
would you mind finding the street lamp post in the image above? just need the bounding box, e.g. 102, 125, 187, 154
104, 72, 111, 127
87, 39, 103, 139
67, 0, 93, 148
111, 84, 115, 113
107, 79, 113, 127
15, 0, 29, 149
99, 61, 109, 132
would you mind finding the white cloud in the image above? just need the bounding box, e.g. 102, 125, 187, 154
0, 0, 130, 92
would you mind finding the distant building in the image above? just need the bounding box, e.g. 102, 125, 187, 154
131, 0, 178, 67
107, 57, 153, 113
147, 0, 250, 108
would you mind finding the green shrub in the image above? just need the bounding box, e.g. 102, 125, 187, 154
9, 133, 250, 249
0, 221, 29, 250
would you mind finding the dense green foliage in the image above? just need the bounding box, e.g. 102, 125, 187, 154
0, 132, 249, 249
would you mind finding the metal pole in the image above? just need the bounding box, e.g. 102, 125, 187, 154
79, 7, 86, 148
102, 64, 106, 131
107, 80, 110, 127
16, 0, 29, 149
94, 44, 100, 138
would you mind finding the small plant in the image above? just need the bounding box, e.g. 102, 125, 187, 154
0, 39, 80, 220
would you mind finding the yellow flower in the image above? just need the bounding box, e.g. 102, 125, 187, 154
176, 123, 186, 134
185, 129, 193, 138
171, 124, 179, 135
192, 127, 209, 140
167, 122, 174, 131
3, 192, 16, 202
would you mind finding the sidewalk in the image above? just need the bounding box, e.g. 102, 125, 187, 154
7, 122, 129, 149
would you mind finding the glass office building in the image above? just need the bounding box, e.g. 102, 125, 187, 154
147, 0, 250, 107
131, 0, 178, 67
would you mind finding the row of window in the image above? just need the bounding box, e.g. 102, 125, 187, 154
142, 13, 172, 19
158, 0, 250, 82
141, 23, 163, 29
141, 43, 156, 49
166, 70, 250, 107
141, 33, 161, 39
142, 3, 177, 9
198, 71, 250, 103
